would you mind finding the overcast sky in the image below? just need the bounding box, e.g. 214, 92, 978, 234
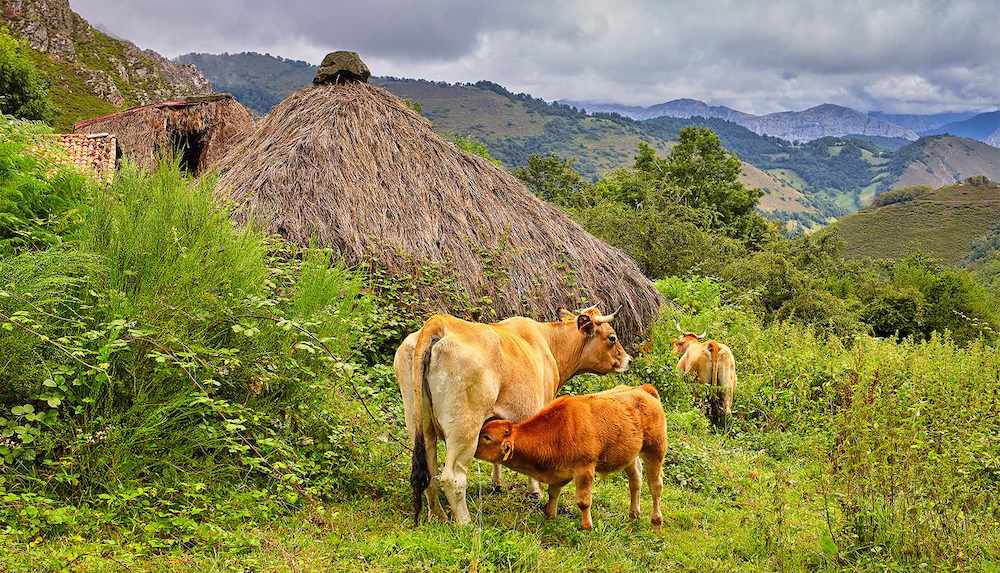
72, 0, 1000, 115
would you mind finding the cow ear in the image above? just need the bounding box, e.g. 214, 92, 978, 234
558, 307, 575, 321
577, 313, 595, 335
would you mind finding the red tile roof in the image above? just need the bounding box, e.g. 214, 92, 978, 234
52, 133, 118, 182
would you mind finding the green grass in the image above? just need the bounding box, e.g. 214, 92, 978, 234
835, 180, 1000, 264
0, 428, 839, 572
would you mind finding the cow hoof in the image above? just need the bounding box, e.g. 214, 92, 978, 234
651, 516, 663, 527
629, 510, 640, 519
492, 484, 505, 493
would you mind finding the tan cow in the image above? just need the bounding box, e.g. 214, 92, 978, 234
475, 384, 666, 530
397, 307, 630, 525
671, 321, 737, 425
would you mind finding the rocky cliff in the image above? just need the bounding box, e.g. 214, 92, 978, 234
1, 0, 211, 128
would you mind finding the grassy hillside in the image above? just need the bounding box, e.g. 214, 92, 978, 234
175, 52, 314, 115
834, 177, 1000, 264
882, 135, 1000, 191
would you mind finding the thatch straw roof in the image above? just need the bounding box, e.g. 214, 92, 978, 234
214, 78, 661, 343
74, 94, 253, 175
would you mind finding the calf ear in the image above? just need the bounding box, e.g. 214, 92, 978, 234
577, 313, 595, 335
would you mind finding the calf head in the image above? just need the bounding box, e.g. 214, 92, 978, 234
671, 320, 706, 355
559, 306, 631, 374
476, 419, 514, 463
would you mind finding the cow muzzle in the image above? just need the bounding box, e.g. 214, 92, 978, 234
614, 353, 632, 373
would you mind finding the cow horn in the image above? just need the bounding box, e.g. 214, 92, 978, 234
595, 306, 621, 324
673, 319, 684, 333
696, 331, 707, 339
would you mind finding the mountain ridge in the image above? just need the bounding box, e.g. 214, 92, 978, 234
925, 111, 1000, 147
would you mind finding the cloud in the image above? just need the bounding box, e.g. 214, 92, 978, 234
70, 0, 1000, 114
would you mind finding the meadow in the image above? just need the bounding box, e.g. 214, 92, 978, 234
1, 114, 999, 572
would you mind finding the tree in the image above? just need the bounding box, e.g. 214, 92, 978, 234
448, 134, 501, 166
661, 127, 764, 226
513, 154, 591, 207
0, 29, 54, 122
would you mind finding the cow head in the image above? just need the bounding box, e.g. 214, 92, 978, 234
558, 306, 631, 374
475, 419, 514, 463
671, 319, 706, 354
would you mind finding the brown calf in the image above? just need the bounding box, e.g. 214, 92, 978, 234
475, 384, 666, 530
671, 321, 737, 425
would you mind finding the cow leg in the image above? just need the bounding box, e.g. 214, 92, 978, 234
544, 483, 564, 519
573, 467, 595, 530
438, 426, 479, 525
625, 458, 642, 519
643, 452, 664, 527
422, 426, 448, 522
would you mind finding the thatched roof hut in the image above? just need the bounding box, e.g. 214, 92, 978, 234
74, 94, 253, 175
214, 52, 661, 343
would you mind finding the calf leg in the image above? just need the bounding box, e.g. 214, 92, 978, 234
573, 467, 596, 530
625, 458, 642, 519
544, 483, 564, 519
491, 463, 503, 490
527, 477, 543, 498
643, 452, 664, 527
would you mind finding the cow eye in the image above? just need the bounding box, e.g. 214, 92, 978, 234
608, 335, 617, 345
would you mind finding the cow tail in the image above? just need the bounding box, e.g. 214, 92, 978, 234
410, 319, 442, 527
709, 342, 720, 391
708, 341, 721, 423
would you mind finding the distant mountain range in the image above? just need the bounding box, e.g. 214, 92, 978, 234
924, 111, 1000, 147
568, 99, 999, 143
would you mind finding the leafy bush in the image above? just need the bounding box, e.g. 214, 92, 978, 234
0, 115, 90, 253
871, 185, 932, 207
832, 336, 1000, 562
0, 29, 54, 121
1, 160, 396, 539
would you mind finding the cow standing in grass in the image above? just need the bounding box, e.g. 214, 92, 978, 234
671, 321, 737, 425
475, 384, 666, 530
396, 306, 630, 525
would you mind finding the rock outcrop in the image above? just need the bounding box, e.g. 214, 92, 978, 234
1, 0, 210, 112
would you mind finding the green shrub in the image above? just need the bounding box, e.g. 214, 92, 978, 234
76, 159, 269, 324
0, 115, 90, 253
832, 335, 1000, 562
0, 29, 54, 121
1, 160, 392, 535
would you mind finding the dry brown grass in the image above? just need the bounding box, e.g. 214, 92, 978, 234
74, 94, 253, 174
214, 82, 661, 343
